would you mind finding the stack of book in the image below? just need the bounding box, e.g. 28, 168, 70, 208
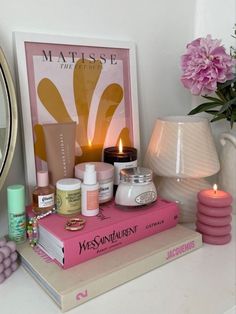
17, 199, 202, 312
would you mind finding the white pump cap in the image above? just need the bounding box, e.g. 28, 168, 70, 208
84, 164, 97, 185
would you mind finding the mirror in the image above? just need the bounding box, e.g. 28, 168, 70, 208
0, 48, 17, 191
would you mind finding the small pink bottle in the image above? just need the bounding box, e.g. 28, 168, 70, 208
32, 171, 55, 215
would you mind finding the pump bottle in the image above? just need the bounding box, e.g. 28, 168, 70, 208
81, 164, 99, 216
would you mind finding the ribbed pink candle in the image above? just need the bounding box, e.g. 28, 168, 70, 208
197, 202, 232, 217
197, 186, 232, 208
196, 184, 232, 245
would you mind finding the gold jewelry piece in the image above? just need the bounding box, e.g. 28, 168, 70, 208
65, 218, 86, 231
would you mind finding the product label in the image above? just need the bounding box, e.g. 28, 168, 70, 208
8, 213, 26, 243
38, 193, 55, 208
87, 190, 99, 210
99, 182, 113, 202
56, 189, 81, 215
135, 191, 157, 205
114, 160, 137, 185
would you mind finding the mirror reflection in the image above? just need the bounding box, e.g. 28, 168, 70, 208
0, 65, 10, 170
0, 48, 17, 191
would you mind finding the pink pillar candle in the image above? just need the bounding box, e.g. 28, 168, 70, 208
196, 212, 232, 227
196, 185, 232, 245
202, 234, 231, 245
197, 188, 232, 207
197, 202, 232, 217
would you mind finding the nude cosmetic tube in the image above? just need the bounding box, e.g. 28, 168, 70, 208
42, 122, 76, 186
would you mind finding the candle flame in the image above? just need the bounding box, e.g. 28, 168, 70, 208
118, 139, 123, 153
88, 139, 92, 147
213, 184, 217, 194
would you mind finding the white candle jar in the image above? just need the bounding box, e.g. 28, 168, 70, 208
115, 167, 157, 207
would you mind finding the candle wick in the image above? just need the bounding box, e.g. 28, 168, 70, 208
214, 190, 216, 194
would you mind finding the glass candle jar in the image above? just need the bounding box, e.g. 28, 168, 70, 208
115, 167, 157, 207
103, 146, 137, 194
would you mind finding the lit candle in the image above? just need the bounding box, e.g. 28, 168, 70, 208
103, 140, 137, 192
197, 184, 232, 207
196, 184, 233, 245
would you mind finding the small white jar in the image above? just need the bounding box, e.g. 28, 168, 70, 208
115, 167, 157, 207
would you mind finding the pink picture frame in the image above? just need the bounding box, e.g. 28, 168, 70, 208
14, 32, 140, 190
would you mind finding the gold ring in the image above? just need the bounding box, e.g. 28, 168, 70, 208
65, 218, 86, 231
66, 218, 86, 226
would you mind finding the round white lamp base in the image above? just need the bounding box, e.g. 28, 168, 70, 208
155, 177, 211, 223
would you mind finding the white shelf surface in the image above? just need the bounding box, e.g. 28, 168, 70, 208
0, 218, 235, 314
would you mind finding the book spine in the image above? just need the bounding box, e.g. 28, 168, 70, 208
63, 204, 179, 268
61, 232, 202, 312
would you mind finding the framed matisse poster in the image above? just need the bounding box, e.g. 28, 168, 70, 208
14, 32, 140, 188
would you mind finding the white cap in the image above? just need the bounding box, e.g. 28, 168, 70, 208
56, 178, 81, 190
84, 164, 97, 185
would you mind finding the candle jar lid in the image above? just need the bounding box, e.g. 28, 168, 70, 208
120, 167, 153, 183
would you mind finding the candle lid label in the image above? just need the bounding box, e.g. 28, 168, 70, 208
114, 160, 137, 185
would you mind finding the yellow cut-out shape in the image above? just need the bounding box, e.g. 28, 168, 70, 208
38, 78, 72, 123
36, 58, 133, 164
74, 59, 102, 147
34, 124, 46, 161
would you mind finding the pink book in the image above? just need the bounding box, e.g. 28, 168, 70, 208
35, 199, 179, 269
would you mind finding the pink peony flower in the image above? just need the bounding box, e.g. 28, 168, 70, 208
181, 35, 234, 95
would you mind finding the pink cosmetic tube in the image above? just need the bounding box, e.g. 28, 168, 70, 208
42, 122, 76, 186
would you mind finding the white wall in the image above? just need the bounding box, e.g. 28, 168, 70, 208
0, 0, 235, 236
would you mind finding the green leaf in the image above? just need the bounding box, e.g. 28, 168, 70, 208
218, 97, 236, 114
205, 110, 219, 115
215, 89, 228, 102
202, 95, 224, 103
210, 114, 226, 122
188, 102, 221, 115
230, 108, 236, 128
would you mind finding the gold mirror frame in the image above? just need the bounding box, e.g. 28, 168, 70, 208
0, 48, 18, 191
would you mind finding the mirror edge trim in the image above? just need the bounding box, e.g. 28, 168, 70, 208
0, 47, 18, 191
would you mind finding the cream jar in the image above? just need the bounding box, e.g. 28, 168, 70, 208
115, 167, 157, 207
56, 178, 81, 216
75, 162, 114, 204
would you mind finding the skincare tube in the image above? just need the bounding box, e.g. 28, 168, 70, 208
43, 122, 76, 186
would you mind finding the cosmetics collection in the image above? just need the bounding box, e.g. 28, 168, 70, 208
7, 122, 157, 245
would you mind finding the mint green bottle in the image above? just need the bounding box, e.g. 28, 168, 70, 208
7, 185, 26, 243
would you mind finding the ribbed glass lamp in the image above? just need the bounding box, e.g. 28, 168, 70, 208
144, 116, 220, 222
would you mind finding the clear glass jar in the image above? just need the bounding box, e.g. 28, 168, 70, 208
115, 167, 157, 207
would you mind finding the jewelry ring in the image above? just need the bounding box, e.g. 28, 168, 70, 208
66, 218, 86, 226
65, 224, 85, 231
65, 217, 86, 231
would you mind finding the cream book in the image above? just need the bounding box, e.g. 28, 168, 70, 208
17, 225, 202, 312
